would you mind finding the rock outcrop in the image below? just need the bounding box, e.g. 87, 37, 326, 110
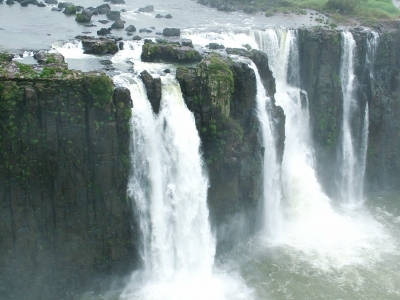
0, 58, 136, 299
176, 52, 283, 252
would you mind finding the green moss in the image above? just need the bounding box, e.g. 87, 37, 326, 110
16, 62, 37, 78
45, 54, 57, 64
64, 5, 77, 14
86, 73, 114, 108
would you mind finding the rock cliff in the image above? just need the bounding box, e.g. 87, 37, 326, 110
0, 61, 136, 299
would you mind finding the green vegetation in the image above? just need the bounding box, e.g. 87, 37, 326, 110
86, 73, 114, 108
219, 0, 400, 24
45, 54, 58, 64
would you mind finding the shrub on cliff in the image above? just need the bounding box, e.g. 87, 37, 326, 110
85, 73, 114, 108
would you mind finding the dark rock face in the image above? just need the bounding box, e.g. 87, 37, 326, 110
111, 19, 124, 29
107, 10, 121, 21
77, 36, 119, 54
163, 27, 180, 36
297, 27, 400, 194
176, 52, 282, 253
141, 40, 202, 63
0, 70, 136, 299
111, 0, 125, 3
44, 0, 57, 3
138, 5, 154, 12
140, 70, 162, 113
6, 0, 15, 4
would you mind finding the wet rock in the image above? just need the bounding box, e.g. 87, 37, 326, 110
84, 24, 96, 27
98, 20, 109, 24
51, 6, 61, 11
139, 28, 151, 33
6, 0, 14, 4
44, 0, 57, 3
125, 25, 136, 32
99, 59, 112, 65
111, 20, 124, 29
138, 5, 154, 12
111, 0, 125, 3
155, 13, 163, 18
107, 10, 121, 20
141, 39, 202, 63
33, 51, 65, 64
37, 1, 45, 6
163, 27, 180, 36
77, 35, 119, 54
97, 27, 111, 35
140, 70, 162, 113
164, 14, 172, 18
132, 35, 142, 40
181, 39, 193, 47
163, 68, 170, 73
208, 42, 225, 49
20, 0, 35, 6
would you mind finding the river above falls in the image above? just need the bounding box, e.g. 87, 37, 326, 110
0, 0, 324, 52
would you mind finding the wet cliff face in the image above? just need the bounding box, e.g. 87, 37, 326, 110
177, 51, 283, 252
0, 70, 136, 299
298, 26, 400, 195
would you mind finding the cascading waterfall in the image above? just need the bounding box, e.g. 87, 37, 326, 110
250, 61, 282, 239
366, 31, 379, 78
114, 73, 250, 300
339, 31, 369, 205
254, 29, 332, 227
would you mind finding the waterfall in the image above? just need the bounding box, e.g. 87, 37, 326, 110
254, 29, 331, 224
366, 31, 379, 79
113, 73, 251, 300
250, 61, 282, 238
339, 31, 370, 205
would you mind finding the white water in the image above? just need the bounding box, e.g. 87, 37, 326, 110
249, 28, 396, 271
113, 73, 252, 300
251, 61, 283, 239
366, 31, 379, 79
339, 31, 367, 206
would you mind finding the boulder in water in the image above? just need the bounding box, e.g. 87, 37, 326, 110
132, 35, 142, 40
107, 10, 120, 20
77, 35, 119, 55
97, 27, 111, 35
181, 39, 193, 48
111, 20, 124, 29
63, 5, 77, 15
111, 0, 125, 3
37, 1, 45, 6
6, 0, 14, 4
44, 0, 57, 3
33, 51, 65, 64
155, 13, 163, 18
98, 20, 109, 24
208, 42, 225, 50
51, 6, 61, 11
75, 9, 92, 22
140, 70, 162, 114
163, 28, 180, 36
125, 25, 136, 32
138, 5, 154, 12
164, 14, 172, 18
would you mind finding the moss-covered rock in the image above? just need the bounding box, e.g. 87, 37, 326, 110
141, 39, 202, 63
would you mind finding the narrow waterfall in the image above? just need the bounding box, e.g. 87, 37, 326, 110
339, 31, 370, 205
250, 61, 282, 238
366, 31, 379, 78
